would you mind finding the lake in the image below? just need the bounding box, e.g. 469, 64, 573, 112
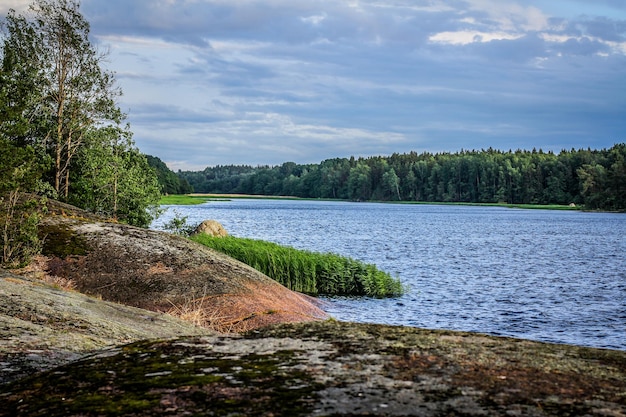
152, 199, 626, 350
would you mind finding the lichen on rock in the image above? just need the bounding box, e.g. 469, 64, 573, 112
2, 320, 625, 416
0, 270, 213, 384
35, 208, 326, 333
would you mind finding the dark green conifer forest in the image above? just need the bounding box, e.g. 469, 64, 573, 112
179, 144, 626, 211
146, 155, 193, 195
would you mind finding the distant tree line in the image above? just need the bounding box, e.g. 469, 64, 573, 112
146, 155, 193, 195
179, 144, 626, 211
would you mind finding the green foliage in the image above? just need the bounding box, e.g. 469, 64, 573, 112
179, 145, 626, 211
68, 126, 161, 227
0, 139, 44, 267
112, 150, 162, 228
191, 234, 404, 297
1, 1, 162, 228
146, 155, 193, 195
2, 0, 124, 198
0, 193, 43, 268
577, 144, 626, 211
161, 210, 196, 236
0, 11, 43, 147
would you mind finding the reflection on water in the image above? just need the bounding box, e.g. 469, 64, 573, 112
153, 200, 626, 350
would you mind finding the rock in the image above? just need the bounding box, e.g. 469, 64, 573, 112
35, 210, 326, 333
1, 320, 625, 416
193, 219, 228, 237
0, 270, 212, 385
2, 201, 625, 415
2, 201, 326, 382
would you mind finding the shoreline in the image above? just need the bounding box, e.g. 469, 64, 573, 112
170, 193, 587, 211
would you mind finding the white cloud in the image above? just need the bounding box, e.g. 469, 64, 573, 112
430, 30, 524, 45
98, 35, 180, 49
464, 0, 550, 31
540, 33, 626, 56
0, 0, 29, 14
301, 13, 327, 26
6, 0, 620, 169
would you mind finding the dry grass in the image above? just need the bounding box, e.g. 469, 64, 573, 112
165, 295, 254, 333
146, 262, 174, 275
165, 297, 220, 327
42, 275, 76, 291
12, 255, 76, 291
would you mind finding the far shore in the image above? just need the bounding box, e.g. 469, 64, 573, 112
190, 193, 301, 199
162, 194, 584, 211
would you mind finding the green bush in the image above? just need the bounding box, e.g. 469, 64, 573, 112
0, 140, 45, 268
0, 193, 44, 268
191, 235, 404, 297
161, 210, 196, 236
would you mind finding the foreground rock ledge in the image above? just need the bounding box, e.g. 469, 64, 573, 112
1, 320, 625, 416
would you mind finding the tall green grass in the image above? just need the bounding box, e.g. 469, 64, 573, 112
191, 235, 404, 298
159, 195, 214, 205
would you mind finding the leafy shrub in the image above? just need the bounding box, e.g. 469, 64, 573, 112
1, 192, 44, 268
0, 140, 45, 268
160, 210, 197, 236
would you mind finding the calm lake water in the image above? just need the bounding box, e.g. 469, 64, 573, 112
152, 199, 626, 350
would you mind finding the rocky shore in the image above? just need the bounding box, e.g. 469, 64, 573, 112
1, 202, 625, 415
0, 270, 213, 384
2, 318, 625, 416
36, 201, 327, 332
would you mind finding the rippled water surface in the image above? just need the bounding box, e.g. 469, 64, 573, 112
153, 200, 626, 350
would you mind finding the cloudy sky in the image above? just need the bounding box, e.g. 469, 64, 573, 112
2, 0, 626, 170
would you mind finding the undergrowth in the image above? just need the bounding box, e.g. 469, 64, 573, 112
191, 235, 404, 298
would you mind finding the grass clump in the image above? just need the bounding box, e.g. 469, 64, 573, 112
159, 195, 214, 205
191, 235, 404, 298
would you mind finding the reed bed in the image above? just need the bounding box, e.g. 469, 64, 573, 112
191, 235, 404, 297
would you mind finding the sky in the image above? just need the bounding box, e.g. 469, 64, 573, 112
1, 0, 625, 171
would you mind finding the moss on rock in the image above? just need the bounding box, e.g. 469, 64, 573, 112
39, 222, 89, 257
2, 321, 625, 416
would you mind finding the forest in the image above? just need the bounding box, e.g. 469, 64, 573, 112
146, 155, 193, 195
180, 144, 626, 211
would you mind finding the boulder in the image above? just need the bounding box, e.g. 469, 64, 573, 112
33, 207, 326, 334
193, 219, 228, 237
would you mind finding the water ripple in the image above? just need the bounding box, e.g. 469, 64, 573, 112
153, 200, 626, 350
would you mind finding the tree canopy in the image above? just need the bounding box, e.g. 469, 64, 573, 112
1, 0, 160, 231
179, 145, 626, 211
1, 0, 161, 266
146, 155, 193, 195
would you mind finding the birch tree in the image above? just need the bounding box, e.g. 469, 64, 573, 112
3, 0, 122, 198
2, 0, 161, 227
